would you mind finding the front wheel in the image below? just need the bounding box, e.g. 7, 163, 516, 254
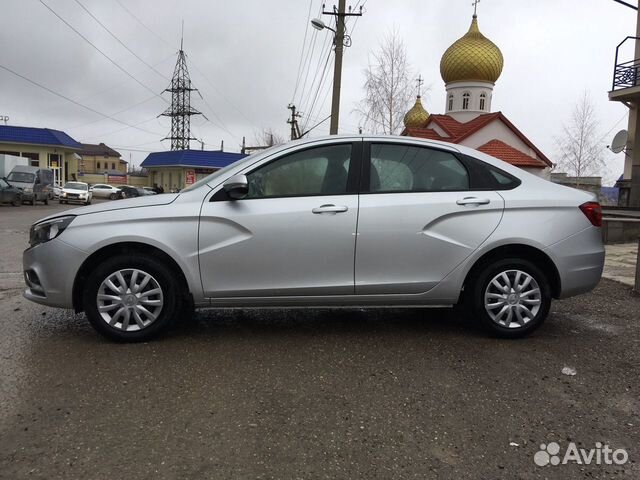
468, 258, 551, 338
83, 254, 181, 342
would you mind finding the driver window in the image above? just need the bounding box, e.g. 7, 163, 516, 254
246, 144, 352, 198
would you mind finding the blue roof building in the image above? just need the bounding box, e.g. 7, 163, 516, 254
141, 149, 246, 169
141, 149, 247, 191
0, 125, 81, 149
0, 125, 82, 183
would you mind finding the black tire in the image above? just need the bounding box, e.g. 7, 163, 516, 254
12, 195, 21, 207
30, 196, 36, 206
83, 254, 182, 342
59, 200, 66, 204
44, 196, 49, 205
467, 258, 551, 339
109, 193, 117, 200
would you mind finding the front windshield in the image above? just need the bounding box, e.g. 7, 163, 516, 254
7, 172, 35, 183
0, 178, 8, 188
64, 182, 88, 191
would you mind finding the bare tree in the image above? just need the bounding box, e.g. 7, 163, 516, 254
556, 92, 605, 185
355, 31, 415, 135
254, 128, 285, 147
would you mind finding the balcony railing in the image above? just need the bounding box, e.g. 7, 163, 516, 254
612, 36, 640, 91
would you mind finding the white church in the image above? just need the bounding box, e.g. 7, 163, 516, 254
401, 12, 553, 178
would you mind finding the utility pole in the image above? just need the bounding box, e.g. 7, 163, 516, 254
320, 1, 362, 135
287, 104, 302, 140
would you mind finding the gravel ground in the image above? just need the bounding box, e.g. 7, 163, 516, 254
0, 278, 638, 479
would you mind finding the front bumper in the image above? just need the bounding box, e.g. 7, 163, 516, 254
23, 239, 89, 308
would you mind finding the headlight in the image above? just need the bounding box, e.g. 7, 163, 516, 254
62, 192, 67, 197
24, 187, 33, 193
29, 216, 75, 247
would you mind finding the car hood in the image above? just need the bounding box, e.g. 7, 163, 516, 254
7, 180, 32, 190
37, 193, 180, 223
62, 188, 89, 194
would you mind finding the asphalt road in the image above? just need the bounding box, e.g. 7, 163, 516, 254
0, 201, 638, 479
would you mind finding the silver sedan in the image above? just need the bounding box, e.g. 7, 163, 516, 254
89, 184, 122, 200
23, 136, 604, 342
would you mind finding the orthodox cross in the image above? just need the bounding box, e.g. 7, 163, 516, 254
472, 0, 480, 15
416, 75, 424, 97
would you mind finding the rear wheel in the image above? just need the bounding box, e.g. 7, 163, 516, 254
83, 254, 182, 342
109, 193, 118, 200
44, 196, 49, 205
468, 258, 551, 338
30, 196, 36, 206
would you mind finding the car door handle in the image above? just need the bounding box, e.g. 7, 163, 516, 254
456, 197, 490, 206
312, 204, 349, 214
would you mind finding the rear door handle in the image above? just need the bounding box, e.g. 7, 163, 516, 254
456, 197, 490, 206
312, 204, 348, 214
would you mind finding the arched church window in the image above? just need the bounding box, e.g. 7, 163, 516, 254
448, 94, 454, 111
480, 93, 487, 110
462, 92, 470, 110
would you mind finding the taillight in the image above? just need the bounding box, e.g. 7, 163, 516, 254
579, 202, 602, 227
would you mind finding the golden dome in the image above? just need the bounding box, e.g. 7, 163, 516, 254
403, 96, 430, 128
440, 15, 504, 84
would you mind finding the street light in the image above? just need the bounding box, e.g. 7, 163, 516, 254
311, 18, 336, 33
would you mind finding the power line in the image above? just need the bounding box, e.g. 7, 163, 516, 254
68, 95, 162, 130
114, 0, 175, 49
300, 34, 333, 117
72, 0, 169, 82
302, 47, 333, 132
0, 62, 164, 137
188, 59, 260, 131
38, 0, 168, 104
291, 0, 315, 103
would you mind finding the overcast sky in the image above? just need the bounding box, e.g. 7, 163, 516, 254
0, 0, 636, 183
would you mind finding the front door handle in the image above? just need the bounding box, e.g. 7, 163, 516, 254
312, 204, 349, 214
456, 197, 490, 206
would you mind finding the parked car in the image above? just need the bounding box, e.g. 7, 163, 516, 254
0, 177, 22, 206
23, 136, 605, 342
59, 181, 92, 205
53, 185, 62, 198
90, 183, 122, 200
6, 166, 54, 205
119, 185, 146, 198
142, 186, 157, 195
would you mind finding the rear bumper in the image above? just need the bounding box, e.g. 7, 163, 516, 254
546, 226, 605, 299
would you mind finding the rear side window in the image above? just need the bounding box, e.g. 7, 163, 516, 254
369, 143, 469, 193
462, 155, 521, 190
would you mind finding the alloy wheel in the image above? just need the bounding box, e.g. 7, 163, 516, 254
484, 269, 542, 329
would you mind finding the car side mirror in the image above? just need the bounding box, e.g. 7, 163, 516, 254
223, 174, 249, 200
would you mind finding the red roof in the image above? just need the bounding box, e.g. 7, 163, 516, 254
401, 111, 552, 169
477, 139, 548, 168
